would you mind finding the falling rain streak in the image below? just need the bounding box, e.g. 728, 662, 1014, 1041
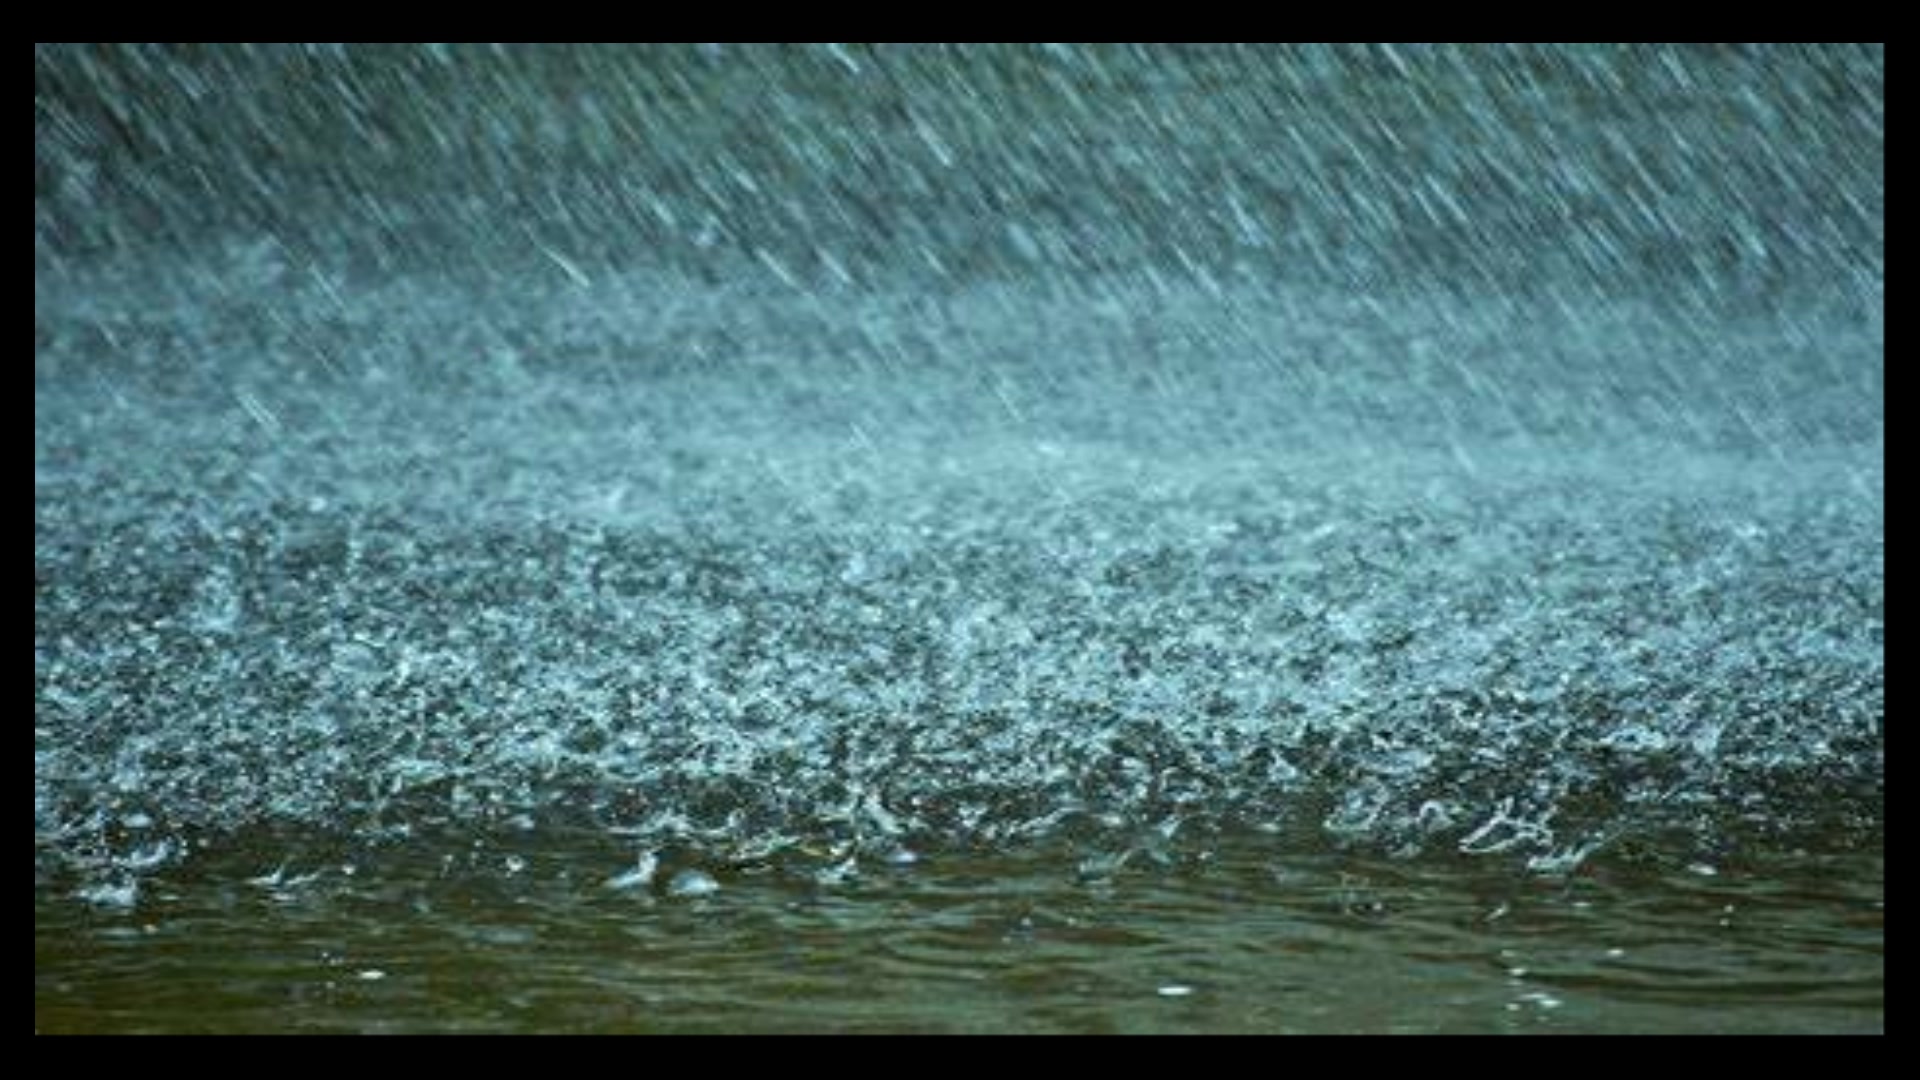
35, 43, 1881, 1033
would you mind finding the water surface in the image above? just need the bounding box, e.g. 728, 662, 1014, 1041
35, 834, 1883, 1034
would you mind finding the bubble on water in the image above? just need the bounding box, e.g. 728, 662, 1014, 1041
75, 880, 139, 911
667, 869, 721, 899
603, 851, 658, 892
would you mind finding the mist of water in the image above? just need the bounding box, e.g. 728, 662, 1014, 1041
35, 44, 1883, 901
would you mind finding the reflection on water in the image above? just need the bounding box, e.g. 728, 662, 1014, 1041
35, 832, 1882, 1034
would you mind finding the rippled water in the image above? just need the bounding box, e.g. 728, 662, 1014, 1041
37, 45, 1882, 1033
35, 833, 1882, 1034
36, 42, 1883, 885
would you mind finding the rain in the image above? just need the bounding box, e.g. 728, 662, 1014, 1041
35, 44, 1881, 913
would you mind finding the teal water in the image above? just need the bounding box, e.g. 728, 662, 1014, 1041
36, 44, 1883, 1036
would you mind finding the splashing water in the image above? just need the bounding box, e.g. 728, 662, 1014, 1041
36, 45, 1881, 908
